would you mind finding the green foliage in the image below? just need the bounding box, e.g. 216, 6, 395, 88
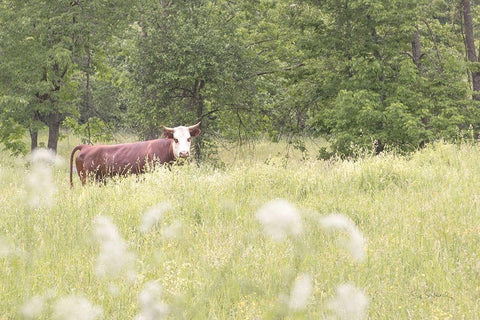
0, 96, 30, 155
288, 0, 479, 157
0, 117, 27, 155
0, 0, 129, 152
2, 0, 480, 158
127, 1, 263, 134
383, 103, 429, 150
63, 116, 113, 144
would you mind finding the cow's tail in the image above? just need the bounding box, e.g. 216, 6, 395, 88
70, 145, 83, 188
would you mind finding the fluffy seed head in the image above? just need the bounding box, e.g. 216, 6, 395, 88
52, 295, 102, 320
320, 214, 366, 262
25, 148, 62, 209
0, 236, 15, 258
134, 281, 169, 320
288, 273, 313, 311
162, 219, 182, 240
326, 283, 368, 320
29, 148, 63, 167
20, 295, 45, 319
93, 216, 136, 280
140, 202, 172, 233
256, 199, 303, 242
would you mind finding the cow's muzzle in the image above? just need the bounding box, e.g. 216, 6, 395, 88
178, 151, 190, 159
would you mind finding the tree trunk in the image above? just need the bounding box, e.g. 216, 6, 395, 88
411, 28, 422, 71
47, 111, 61, 152
462, 0, 480, 100
411, 27, 429, 145
30, 130, 38, 151
193, 79, 204, 162
85, 49, 93, 144
29, 110, 40, 151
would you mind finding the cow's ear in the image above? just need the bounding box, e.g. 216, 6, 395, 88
188, 122, 201, 137
163, 126, 174, 139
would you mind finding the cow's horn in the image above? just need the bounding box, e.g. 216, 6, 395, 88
163, 125, 174, 133
188, 122, 201, 130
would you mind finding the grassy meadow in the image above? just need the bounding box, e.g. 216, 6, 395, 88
1, 137, 480, 319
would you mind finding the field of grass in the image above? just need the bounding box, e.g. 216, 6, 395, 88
1, 138, 479, 319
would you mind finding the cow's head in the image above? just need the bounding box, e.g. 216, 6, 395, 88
163, 122, 201, 159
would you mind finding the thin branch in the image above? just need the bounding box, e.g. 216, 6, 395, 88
201, 109, 220, 120
255, 63, 305, 76
248, 37, 279, 47
422, 19, 443, 72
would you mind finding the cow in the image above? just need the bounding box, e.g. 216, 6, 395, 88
69, 122, 201, 187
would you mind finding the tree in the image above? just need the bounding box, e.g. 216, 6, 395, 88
126, 0, 268, 161
0, 1, 83, 153
0, 0, 128, 154
282, 0, 476, 157
2, 0, 480, 158
66, 0, 130, 144
462, 0, 480, 101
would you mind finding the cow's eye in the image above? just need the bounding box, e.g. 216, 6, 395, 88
174, 139, 179, 143
187, 137, 191, 142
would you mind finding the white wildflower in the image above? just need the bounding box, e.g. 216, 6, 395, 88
52, 295, 102, 320
326, 283, 368, 320
320, 214, 366, 262
93, 216, 136, 280
135, 281, 169, 320
288, 273, 313, 311
20, 295, 45, 319
256, 199, 303, 242
140, 203, 172, 233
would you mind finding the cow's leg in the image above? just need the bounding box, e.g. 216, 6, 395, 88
94, 171, 106, 185
79, 169, 87, 186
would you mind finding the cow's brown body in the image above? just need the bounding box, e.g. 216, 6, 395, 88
70, 123, 201, 187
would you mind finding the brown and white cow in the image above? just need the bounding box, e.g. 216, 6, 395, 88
69, 122, 201, 187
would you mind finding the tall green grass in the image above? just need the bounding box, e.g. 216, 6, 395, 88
1, 141, 479, 319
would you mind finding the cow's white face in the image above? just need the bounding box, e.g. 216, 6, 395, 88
171, 126, 193, 159
163, 122, 201, 159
